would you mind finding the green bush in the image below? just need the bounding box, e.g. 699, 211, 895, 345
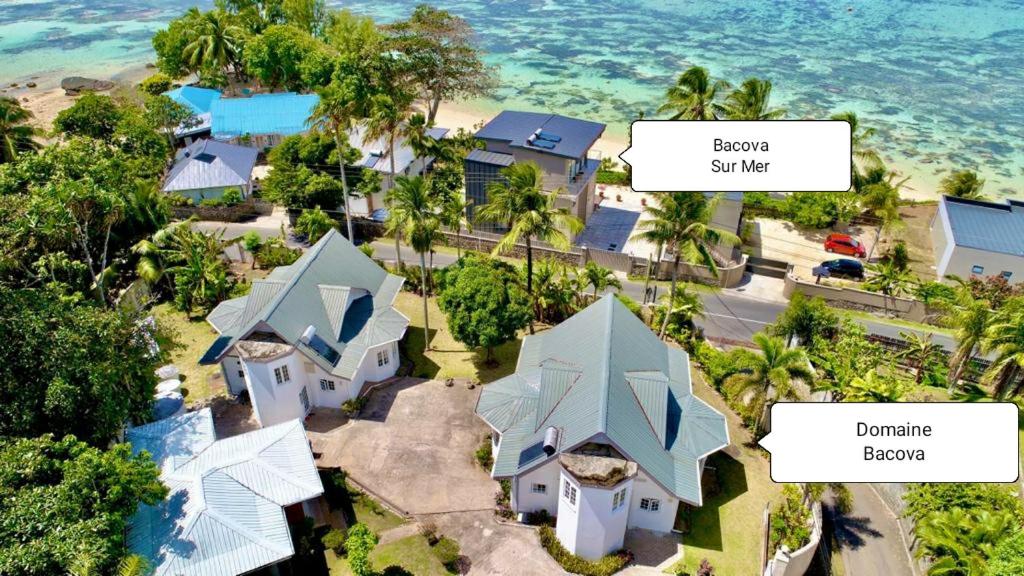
432, 536, 461, 569
379, 567, 414, 576
322, 528, 347, 555
255, 240, 301, 268
222, 188, 243, 205
168, 193, 193, 206
904, 483, 1024, 525
614, 293, 644, 320
538, 526, 631, 576
596, 170, 629, 186
345, 523, 378, 576
769, 485, 811, 552
988, 531, 1024, 576
139, 73, 172, 96
341, 396, 368, 417
475, 437, 493, 470
199, 198, 224, 207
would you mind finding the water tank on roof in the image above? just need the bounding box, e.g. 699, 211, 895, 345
300, 325, 316, 344
543, 427, 560, 456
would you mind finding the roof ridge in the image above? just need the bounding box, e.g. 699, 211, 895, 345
598, 295, 615, 433
260, 229, 338, 322
199, 495, 293, 558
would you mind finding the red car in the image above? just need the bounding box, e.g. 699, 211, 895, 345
824, 233, 866, 258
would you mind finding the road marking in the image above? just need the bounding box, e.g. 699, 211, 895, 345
703, 312, 772, 325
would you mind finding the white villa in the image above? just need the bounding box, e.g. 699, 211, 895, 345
475, 295, 730, 560
200, 229, 409, 427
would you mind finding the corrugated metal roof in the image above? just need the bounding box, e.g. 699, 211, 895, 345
200, 230, 408, 380
942, 195, 1024, 256
207, 296, 248, 334
466, 148, 515, 167
127, 410, 323, 576
477, 295, 729, 504
163, 139, 258, 193
164, 86, 222, 115
475, 111, 606, 159
348, 124, 450, 174
211, 93, 319, 139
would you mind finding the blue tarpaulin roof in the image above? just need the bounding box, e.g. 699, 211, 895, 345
163, 86, 222, 115
210, 93, 319, 139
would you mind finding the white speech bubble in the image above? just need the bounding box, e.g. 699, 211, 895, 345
619, 120, 851, 192
759, 403, 1019, 483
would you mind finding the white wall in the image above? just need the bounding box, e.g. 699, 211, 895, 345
626, 470, 677, 533
555, 470, 633, 560
943, 245, 1024, 284
300, 356, 352, 408
354, 341, 400, 393
221, 355, 247, 395
241, 350, 309, 427
514, 460, 560, 514
555, 473, 582, 556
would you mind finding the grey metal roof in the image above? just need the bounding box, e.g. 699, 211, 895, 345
163, 139, 258, 193
466, 148, 515, 167
476, 295, 729, 505
201, 229, 409, 380
348, 125, 449, 175
127, 409, 323, 576
475, 110, 606, 159
942, 195, 1024, 256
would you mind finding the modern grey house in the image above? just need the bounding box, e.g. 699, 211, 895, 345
162, 139, 258, 204
464, 111, 606, 236
475, 295, 729, 560
931, 195, 1024, 283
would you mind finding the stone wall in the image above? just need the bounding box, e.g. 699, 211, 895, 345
171, 198, 271, 222
783, 269, 928, 321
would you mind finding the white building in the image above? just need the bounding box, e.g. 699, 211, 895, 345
475, 295, 730, 560
200, 229, 409, 427
931, 194, 1024, 283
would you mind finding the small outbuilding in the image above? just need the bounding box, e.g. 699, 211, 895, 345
931, 195, 1024, 283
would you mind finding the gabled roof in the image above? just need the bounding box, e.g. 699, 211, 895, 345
201, 229, 409, 380
210, 93, 319, 139
347, 125, 449, 175
163, 139, 258, 193
127, 409, 323, 576
476, 295, 729, 505
941, 195, 1024, 256
475, 110, 606, 159
164, 86, 223, 115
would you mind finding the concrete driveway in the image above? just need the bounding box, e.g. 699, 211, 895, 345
309, 378, 498, 515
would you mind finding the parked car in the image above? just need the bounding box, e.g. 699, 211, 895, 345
824, 233, 867, 258
821, 258, 865, 279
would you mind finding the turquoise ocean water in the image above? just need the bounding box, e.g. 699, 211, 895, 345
1, 0, 1022, 196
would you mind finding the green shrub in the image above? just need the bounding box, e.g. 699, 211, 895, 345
222, 188, 243, 205
883, 240, 910, 271
614, 293, 644, 320
904, 483, 1024, 525
345, 523, 378, 576
495, 479, 513, 519
538, 526, 631, 576
380, 567, 414, 576
255, 239, 300, 268
769, 485, 811, 552
596, 170, 629, 186
432, 536, 461, 569
475, 436, 494, 470
988, 531, 1024, 576
419, 521, 439, 545
139, 73, 173, 96
341, 396, 368, 417
322, 528, 347, 555
199, 198, 224, 207
692, 341, 742, 389
168, 193, 193, 206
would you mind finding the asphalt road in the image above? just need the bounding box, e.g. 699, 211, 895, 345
828, 484, 916, 576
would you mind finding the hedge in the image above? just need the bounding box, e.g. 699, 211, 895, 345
538, 526, 631, 576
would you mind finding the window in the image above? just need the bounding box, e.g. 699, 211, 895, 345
320, 379, 335, 391
377, 349, 390, 367
238, 370, 244, 378
281, 365, 290, 381
274, 367, 282, 385
531, 483, 547, 494
612, 488, 627, 511
563, 481, 576, 505
1001, 271, 1012, 280
640, 498, 660, 512
274, 365, 291, 385
972, 265, 985, 275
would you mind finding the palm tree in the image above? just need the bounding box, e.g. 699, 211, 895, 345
723, 78, 786, 120
387, 176, 441, 350
402, 112, 436, 175
476, 162, 583, 333
184, 9, 244, 78
896, 331, 943, 384
842, 370, 909, 402
366, 92, 413, 266
939, 169, 987, 200
631, 192, 740, 338
860, 168, 907, 229
915, 508, 1017, 576
309, 82, 360, 240
726, 332, 813, 435
864, 261, 917, 315
656, 284, 705, 345
658, 66, 730, 120
980, 299, 1024, 399
939, 284, 992, 391
831, 111, 881, 191
71, 554, 150, 576
580, 261, 621, 300
0, 96, 40, 164
439, 194, 472, 259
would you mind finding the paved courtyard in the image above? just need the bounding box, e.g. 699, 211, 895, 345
307, 378, 498, 515
747, 217, 878, 281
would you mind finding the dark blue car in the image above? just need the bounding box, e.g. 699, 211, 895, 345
821, 258, 865, 279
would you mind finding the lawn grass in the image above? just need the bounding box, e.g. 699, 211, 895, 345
152, 302, 224, 403
352, 493, 406, 535
393, 291, 521, 383
672, 370, 783, 575
841, 310, 954, 337
327, 534, 451, 576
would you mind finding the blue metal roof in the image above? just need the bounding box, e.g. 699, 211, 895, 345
475, 111, 606, 159
210, 93, 319, 139
163, 86, 222, 115
942, 195, 1024, 256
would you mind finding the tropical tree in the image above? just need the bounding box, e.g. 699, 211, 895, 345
529, 259, 577, 323
631, 192, 739, 338
476, 162, 583, 332
308, 81, 360, 240
387, 176, 441, 350
183, 9, 244, 78
366, 91, 414, 265
580, 260, 621, 300
658, 66, 730, 120
725, 332, 813, 435
865, 260, 917, 315
897, 331, 944, 384
402, 112, 436, 172
723, 77, 785, 120
439, 194, 472, 259
939, 169, 986, 200
241, 230, 263, 268
0, 96, 40, 164
136, 224, 233, 314
294, 206, 335, 243
939, 285, 992, 391
72, 555, 151, 576
980, 298, 1024, 398
860, 167, 907, 231
654, 284, 705, 348
831, 111, 881, 191
914, 508, 1018, 575
843, 369, 909, 402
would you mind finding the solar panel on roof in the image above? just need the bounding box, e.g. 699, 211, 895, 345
307, 334, 341, 366
530, 139, 556, 150
199, 336, 234, 365
537, 130, 562, 142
